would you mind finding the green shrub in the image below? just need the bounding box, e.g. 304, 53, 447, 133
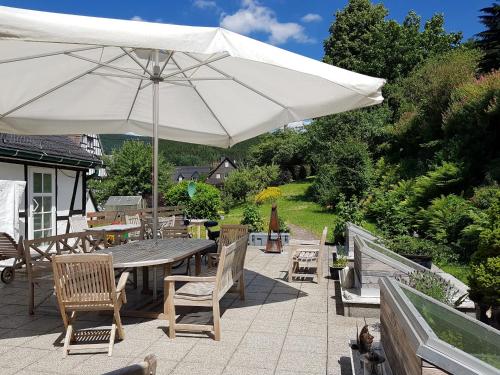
398, 271, 459, 305
223, 165, 280, 204
164, 181, 221, 220
241, 204, 264, 232
468, 256, 500, 307
332, 194, 364, 244
255, 187, 282, 204
382, 235, 456, 264
418, 194, 475, 260
278, 216, 290, 233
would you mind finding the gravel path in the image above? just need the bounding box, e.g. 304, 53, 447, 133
288, 223, 319, 241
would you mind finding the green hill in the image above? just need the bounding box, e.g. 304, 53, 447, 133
99, 134, 262, 166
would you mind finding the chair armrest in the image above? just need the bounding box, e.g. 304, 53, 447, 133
116, 271, 130, 293
164, 275, 216, 283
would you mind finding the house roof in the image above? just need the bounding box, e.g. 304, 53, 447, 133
207, 156, 237, 179
0, 133, 102, 168
172, 166, 211, 181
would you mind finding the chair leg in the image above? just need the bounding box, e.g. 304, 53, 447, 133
108, 323, 116, 357
63, 323, 73, 358
133, 268, 138, 289
28, 282, 34, 315
114, 310, 125, 340
165, 282, 176, 339
213, 301, 221, 341
239, 274, 245, 301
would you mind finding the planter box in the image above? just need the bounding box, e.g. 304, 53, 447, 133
248, 232, 290, 247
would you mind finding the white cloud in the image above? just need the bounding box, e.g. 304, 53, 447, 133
220, 0, 314, 45
131, 16, 144, 21
301, 13, 322, 23
193, 0, 217, 10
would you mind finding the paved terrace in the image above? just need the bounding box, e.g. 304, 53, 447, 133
0, 246, 379, 375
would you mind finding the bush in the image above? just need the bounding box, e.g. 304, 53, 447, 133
164, 181, 221, 220
398, 271, 459, 306
468, 256, 500, 307
310, 139, 373, 207
223, 165, 280, 204
332, 194, 364, 244
382, 235, 457, 264
240, 204, 264, 232
418, 194, 475, 260
255, 187, 282, 204
278, 216, 290, 233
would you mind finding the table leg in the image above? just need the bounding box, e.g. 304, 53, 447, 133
195, 253, 201, 275
153, 266, 158, 300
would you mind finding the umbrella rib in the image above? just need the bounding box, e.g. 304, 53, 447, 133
0, 50, 128, 120
170, 55, 231, 141
161, 53, 229, 80
0, 46, 102, 65
120, 47, 154, 76
127, 56, 152, 121
89, 71, 146, 80
183, 52, 288, 110
65, 52, 149, 79
159, 51, 174, 76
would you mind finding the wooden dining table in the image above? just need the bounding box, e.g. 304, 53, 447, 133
86, 223, 142, 244
97, 238, 216, 318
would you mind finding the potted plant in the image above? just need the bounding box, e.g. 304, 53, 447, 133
330, 254, 348, 281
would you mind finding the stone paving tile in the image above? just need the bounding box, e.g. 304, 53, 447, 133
222, 367, 274, 375
239, 331, 286, 350
283, 334, 328, 354
277, 350, 327, 374
72, 354, 133, 375
227, 347, 281, 370
182, 341, 237, 365
2, 347, 50, 371
170, 361, 225, 375
21, 349, 91, 374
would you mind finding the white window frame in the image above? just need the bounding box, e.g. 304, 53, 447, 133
216, 173, 221, 179
28, 167, 56, 240
224, 161, 229, 168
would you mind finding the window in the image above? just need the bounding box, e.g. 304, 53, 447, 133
224, 161, 229, 168
178, 176, 183, 181
216, 173, 221, 179
29, 168, 55, 239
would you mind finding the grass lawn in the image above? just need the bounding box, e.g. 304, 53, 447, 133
220, 180, 336, 237
437, 263, 471, 285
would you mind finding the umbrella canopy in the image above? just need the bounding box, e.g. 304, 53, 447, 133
0, 6, 384, 148
0, 6, 385, 239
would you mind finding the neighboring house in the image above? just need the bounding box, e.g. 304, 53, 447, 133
206, 156, 238, 187
0, 133, 103, 240
172, 166, 211, 183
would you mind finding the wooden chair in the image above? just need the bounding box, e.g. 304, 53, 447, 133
23, 231, 108, 314
288, 227, 327, 283
52, 253, 129, 357
125, 214, 144, 242
164, 234, 249, 340
208, 224, 248, 268
0, 232, 24, 283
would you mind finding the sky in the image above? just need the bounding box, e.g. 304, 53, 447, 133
0, 0, 493, 60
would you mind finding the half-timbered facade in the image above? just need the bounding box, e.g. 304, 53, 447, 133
0, 133, 103, 240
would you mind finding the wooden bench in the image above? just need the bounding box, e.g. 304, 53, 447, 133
288, 227, 327, 283
23, 231, 108, 314
164, 234, 249, 340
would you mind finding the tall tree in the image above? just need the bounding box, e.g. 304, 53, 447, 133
476, 2, 500, 72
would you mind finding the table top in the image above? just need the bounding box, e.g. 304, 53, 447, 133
97, 238, 215, 268
87, 223, 141, 232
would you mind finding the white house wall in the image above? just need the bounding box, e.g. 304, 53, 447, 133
0, 162, 26, 238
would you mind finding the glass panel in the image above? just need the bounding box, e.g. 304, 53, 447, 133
33, 173, 43, 193
403, 287, 500, 369
42, 197, 52, 212
365, 240, 422, 270
33, 214, 42, 230
43, 173, 52, 193
43, 229, 52, 238
34, 230, 43, 239
43, 213, 51, 229
33, 197, 43, 213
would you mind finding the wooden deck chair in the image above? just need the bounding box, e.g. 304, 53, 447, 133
164, 234, 249, 340
208, 224, 248, 268
52, 253, 129, 357
0, 232, 24, 284
288, 227, 327, 283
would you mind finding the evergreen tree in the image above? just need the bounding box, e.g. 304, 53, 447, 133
476, 2, 500, 72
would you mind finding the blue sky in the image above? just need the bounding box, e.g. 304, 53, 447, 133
0, 0, 493, 60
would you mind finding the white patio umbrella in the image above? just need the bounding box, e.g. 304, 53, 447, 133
0, 6, 385, 238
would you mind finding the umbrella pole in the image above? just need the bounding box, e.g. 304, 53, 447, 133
152, 50, 160, 241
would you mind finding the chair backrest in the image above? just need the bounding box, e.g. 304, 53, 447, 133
52, 253, 116, 307
0, 232, 21, 260
69, 215, 90, 232
23, 231, 108, 275
218, 225, 249, 252
125, 214, 141, 226
215, 234, 249, 298
161, 225, 189, 239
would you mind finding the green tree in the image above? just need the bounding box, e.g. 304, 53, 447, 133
88, 140, 173, 205
476, 3, 500, 73
163, 181, 221, 220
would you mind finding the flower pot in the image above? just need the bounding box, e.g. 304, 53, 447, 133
330, 266, 344, 281
402, 254, 432, 269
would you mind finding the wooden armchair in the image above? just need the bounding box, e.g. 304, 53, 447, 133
52, 253, 129, 357
288, 227, 327, 283
164, 234, 249, 340
23, 231, 108, 314
208, 224, 248, 268
0, 232, 24, 283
